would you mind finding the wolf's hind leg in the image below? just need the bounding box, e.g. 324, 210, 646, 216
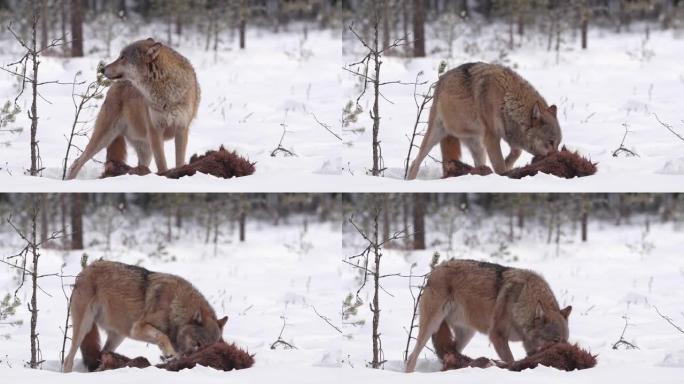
408, 116, 446, 180
406, 289, 447, 372
63, 303, 97, 372
102, 331, 125, 353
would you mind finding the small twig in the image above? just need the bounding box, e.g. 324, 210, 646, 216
311, 305, 342, 334
612, 123, 639, 157
270, 315, 297, 350
310, 112, 341, 141
612, 316, 639, 350
653, 113, 684, 142
653, 305, 684, 334
270, 122, 297, 157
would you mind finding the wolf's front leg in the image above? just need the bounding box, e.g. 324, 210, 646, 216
504, 148, 522, 170
484, 135, 507, 175
130, 320, 177, 358
489, 327, 515, 363
148, 127, 168, 173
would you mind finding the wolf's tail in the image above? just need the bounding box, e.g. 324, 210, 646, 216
106, 135, 127, 163
440, 136, 461, 176
431, 320, 456, 360
80, 323, 101, 372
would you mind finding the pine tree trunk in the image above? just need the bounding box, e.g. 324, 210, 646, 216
70, 194, 84, 250
412, 194, 426, 249
413, 0, 425, 57
70, 0, 83, 57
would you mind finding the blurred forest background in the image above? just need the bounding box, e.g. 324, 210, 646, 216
0, 0, 341, 57
0, 193, 340, 252
343, 0, 684, 57
343, 193, 684, 252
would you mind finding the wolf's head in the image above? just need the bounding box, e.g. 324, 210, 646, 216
103, 38, 163, 83
175, 310, 228, 355
523, 103, 562, 157
523, 302, 572, 356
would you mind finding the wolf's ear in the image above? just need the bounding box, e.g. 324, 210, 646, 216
532, 103, 541, 120
217, 316, 228, 329
192, 309, 203, 325
146, 42, 162, 62
560, 305, 572, 319
548, 105, 558, 117
535, 302, 545, 320
146, 37, 155, 42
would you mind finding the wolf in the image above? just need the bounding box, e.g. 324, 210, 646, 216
405, 259, 571, 373
62, 260, 228, 373
66, 38, 200, 179
407, 62, 562, 180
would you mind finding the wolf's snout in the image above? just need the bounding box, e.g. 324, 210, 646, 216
103, 64, 122, 80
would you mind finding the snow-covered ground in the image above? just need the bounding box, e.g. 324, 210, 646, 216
0, 211, 343, 383
0, 22, 342, 192
343, 24, 684, 192
342, 213, 684, 383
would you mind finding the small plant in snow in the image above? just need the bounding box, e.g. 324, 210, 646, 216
342, 101, 364, 134
626, 228, 655, 257
0, 293, 22, 327
342, 293, 365, 327
149, 242, 176, 262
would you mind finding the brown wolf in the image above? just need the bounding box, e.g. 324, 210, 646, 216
407, 62, 562, 180
62, 260, 228, 373
405, 259, 571, 373
66, 38, 200, 179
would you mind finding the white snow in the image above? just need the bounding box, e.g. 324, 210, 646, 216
342, 214, 684, 383
0, 22, 342, 192
342, 25, 684, 192
0, 211, 342, 382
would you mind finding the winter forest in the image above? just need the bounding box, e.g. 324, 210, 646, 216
0, 0, 683, 384
343, 0, 684, 191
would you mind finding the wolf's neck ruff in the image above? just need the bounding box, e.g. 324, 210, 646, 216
497, 69, 548, 147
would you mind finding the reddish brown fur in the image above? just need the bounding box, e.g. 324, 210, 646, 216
80, 324, 102, 372
442, 343, 597, 372
444, 147, 596, 179
97, 341, 254, 372
405, 259, 571, 373
62, 261, 228, 373
101, 146, 255, 179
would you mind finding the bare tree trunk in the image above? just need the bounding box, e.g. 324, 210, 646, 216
402, 0, 410, 54
70, 0, 83, 57
238, 210, 246, 242
581, 15, 588, 49
40, 194, 48, 244
382, 0, 390, 53
239, 0, 247, 50
61, 0, 68, 56
70, 194, 84, 250
413, 0, 425, 57
29, 205, 40, 368
29, 6, 40, 176
60, 194, 68, 249
370, 209, 381, 369
40, 0, 48, 51
382, 194, 390, 244
412, 194, 426, 250
371, 10, 382, 176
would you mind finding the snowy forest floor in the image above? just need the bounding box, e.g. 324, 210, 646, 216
0, 21, 342, 192
342, 212, 684, 383
342, 23, 684, 192
0, 211, 342, 383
